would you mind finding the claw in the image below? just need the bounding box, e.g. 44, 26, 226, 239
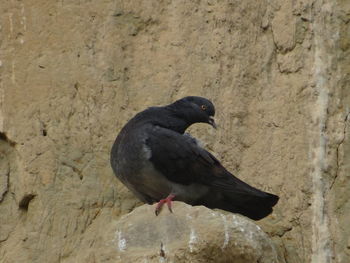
155, 194, 175, 216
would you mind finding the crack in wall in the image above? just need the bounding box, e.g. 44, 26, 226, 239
0, 165, 9, 203
0, 132, 16, 147
0, 133, 14, 203
18, 193, 36, 210
61, 161, 84, 180
330, 112, 350, 189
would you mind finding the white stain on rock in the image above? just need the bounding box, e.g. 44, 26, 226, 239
21, 3, 27, 32
115, 230, 126, 252
188, 228, 197, 253
310, 2, 334, 263
8, 13, 13, 35
221, 214, 229, 249
159, 243, 166, 263
11, 61, 16, 84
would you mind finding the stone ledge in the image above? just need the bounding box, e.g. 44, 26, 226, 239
98, 202, 279, 263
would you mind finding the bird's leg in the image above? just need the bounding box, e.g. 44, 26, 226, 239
155, 194, 175, 216
165, 193, 175, 213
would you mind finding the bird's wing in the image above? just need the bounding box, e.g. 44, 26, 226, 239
145, 126, 259, 195
146, 126, 279, 220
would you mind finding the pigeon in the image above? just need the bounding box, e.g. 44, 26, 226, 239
110, 96, 279, 220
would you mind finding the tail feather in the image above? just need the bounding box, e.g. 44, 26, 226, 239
198, 190, 279, 220
200, 168, 279, 220
223, 191, 279, 220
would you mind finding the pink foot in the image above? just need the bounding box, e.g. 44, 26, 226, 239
155, 194, 175, 216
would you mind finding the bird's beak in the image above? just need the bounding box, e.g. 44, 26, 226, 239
208, 117, 217, 129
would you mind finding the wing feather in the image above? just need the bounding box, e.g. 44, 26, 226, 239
146, 126, 255, 194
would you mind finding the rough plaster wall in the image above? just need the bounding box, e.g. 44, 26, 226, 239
0, 0, 349, 262
327, 0, 350, 262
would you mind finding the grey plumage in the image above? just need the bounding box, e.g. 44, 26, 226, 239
110, 96, 278, 220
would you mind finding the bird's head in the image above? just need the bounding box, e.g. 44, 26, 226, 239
170, 96, 216, 129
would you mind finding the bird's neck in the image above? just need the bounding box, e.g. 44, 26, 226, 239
164, 119, 190, 134
152, 106, 192, 134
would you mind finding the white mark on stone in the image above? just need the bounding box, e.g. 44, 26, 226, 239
11, 61, 16, 84
310, 2, 334, 263
8, 13, 13, 36
159, 243, 166, 263
231, 215, 237, 224
188, 228, 197, 252
231, 215, 245, 233
221, 214, 229, 249
0, 61, 2, 67
254, 224, 262, 231
20, 38, 24, 44
21, 3, 27, 31
116, 230, 126, 251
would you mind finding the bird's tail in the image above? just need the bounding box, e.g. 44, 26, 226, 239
200, 189, 278, 220
199, 170, 279, 220
221, 190, 279, 220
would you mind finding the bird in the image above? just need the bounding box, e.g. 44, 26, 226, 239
110, 96, 279, 220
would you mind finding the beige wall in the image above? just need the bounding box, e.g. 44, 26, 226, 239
0, 0, 349, 262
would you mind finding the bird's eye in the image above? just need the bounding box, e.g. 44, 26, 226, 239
201, 105, 207, 111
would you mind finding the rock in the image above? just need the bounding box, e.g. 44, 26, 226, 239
99, 202, 279, 263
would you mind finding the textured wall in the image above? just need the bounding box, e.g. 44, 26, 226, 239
0, 0, 349, 262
